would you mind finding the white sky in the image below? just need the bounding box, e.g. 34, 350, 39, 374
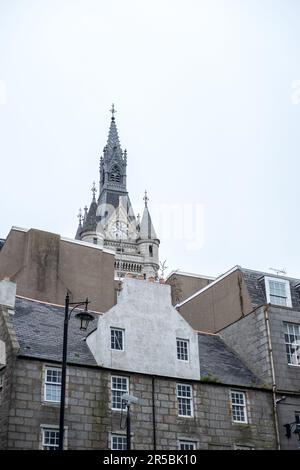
1, 0, 300, 278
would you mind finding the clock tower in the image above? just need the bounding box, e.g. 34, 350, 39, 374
75, 106, 160, 279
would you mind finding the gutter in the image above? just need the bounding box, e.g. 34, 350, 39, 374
264, 304, 281, 450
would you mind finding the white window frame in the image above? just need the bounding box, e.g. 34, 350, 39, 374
44, 367, 62, 403
178, 440, 197, 450
111, 375, 129, 411
284, 322, 300, 366
111, 434, 127, 450
176, 338, 189, 362
230, 390, 248, 424
110, 327, 125, 351
264, 276, 292, 307
177, 383, 194, 418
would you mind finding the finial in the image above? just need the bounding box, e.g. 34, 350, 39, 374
77, 208, 83, 226
110, 103, 116, 119
143, 190, 149, 208
84, 205, 88, 220
91, 181, 97, 201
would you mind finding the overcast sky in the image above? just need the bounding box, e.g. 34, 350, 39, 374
1, 0, 300, 279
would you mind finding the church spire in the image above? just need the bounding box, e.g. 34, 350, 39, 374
139, 191, 157, 240
105, 103, 122, 156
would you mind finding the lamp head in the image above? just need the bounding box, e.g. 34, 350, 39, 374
121, 393, 139, 405
75, 299, 94, 330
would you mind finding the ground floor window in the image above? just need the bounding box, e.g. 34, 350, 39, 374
111, 434, 127, 450
42, 428, 60, 450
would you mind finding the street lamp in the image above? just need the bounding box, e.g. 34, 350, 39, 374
121, 393, 139, 450
58, 293, 94, 450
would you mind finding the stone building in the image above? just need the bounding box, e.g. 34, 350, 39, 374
0, 278, 277, 450
75, 106, 160, 280
173, 266, 300, 449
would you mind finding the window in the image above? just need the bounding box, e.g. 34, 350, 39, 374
111, 328, 124, 351
111, 434, 127, 450
149, 245, 153, 257
44, 367, 61, 403
42, 428, 60, 450
177, 384, 193, 417
93, 237, 97, 245
230, 390, 248, 423
284, 323, 300, 366
111, 376, 129, 410
177, 339, 189, 361
178, 440, 197, 450
265, 277, 292, 307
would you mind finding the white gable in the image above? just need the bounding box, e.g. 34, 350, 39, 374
87, 279, 200, 380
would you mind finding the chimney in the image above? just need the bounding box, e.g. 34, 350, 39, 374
0, 279, 17, 310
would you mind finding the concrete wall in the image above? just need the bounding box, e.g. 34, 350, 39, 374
87, 278, 200, 380
178, 270, 253, 333
0, 227, 115, 313
4, 357, 276, 450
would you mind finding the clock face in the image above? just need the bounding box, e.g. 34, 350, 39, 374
112, 221, 127, 238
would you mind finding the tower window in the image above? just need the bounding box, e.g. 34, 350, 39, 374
110, 165, 121, 183
149, 245, 153, 257
93, 238, 97, 245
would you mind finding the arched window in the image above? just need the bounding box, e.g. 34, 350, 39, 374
109, 165, 121, 183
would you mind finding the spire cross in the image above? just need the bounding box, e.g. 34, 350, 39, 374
77, 208, 83, 226
91, 181, 97, 201
110, 103, 116, 118
143, 190, 149, 207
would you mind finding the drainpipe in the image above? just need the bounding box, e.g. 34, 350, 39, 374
264, 304, 281, 450
152, 376, 157, 450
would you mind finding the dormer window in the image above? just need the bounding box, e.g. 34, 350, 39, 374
264, 277, 292, 307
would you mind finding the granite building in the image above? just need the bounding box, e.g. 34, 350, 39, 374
171, 266, 300, 449
0, 278, 277, 450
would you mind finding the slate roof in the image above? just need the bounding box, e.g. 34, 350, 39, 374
9, 297, 264, 388
241, 268, 300, 310
198, 332, 262, 388
12, 297, 97, 366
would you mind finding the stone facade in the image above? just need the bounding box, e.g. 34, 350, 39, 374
0, 307, 20, 449
4, 357, 276, 450
220, 305, 300, 449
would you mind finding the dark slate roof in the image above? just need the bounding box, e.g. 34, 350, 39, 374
0, 238, 5, 250
12, 297, 97, 366
81, 200, 99, 233
241, 268, 300, 310
198, 332, 262, 388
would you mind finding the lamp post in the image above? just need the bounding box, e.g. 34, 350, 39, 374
58, 293, 94, 450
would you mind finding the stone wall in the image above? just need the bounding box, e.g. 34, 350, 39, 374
220, 307, 272, 386
5, 357, 276, 450
0, 307, 20, 449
